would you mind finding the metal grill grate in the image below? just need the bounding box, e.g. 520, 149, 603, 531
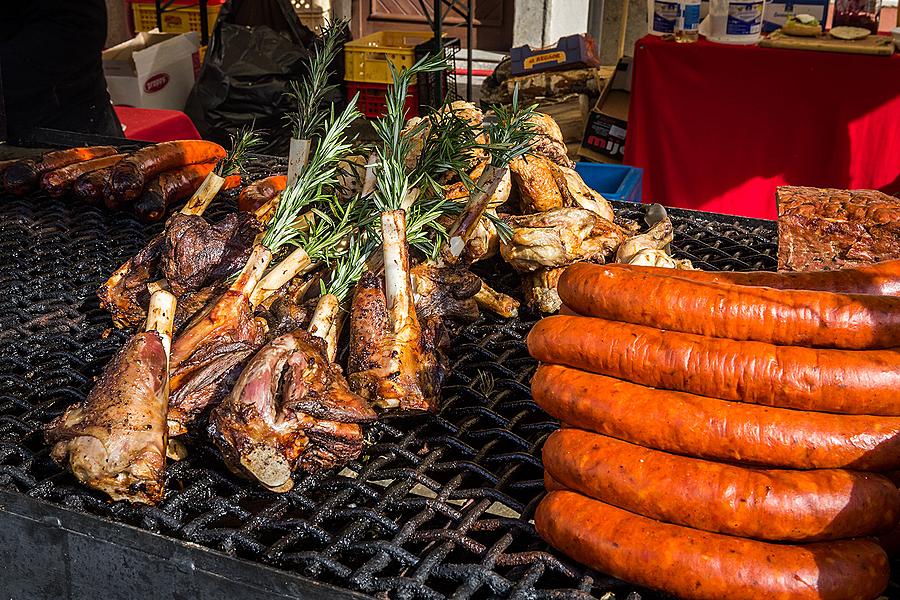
3, 156, 885, 599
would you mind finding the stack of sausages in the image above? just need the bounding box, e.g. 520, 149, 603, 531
1, 141, 234, 222
528, 259, 900, 600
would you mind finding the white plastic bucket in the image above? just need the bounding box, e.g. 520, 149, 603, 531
647, 0, 681, 35
701, 0, 766, 44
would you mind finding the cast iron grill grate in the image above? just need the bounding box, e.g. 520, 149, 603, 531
1, 155, 879, 599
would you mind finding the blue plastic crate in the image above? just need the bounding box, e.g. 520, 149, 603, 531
574, 162, 643, 204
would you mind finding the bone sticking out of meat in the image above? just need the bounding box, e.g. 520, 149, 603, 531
308, 293, 341, 361
44, 290, 176, 504
349, 210, 445, 411
249, 246, 316, 307
209, 330, 377, 492
474, 280, 520, 318
287, 138, 312, 186
444, 165, 509, 262
523, 267, 566, 314
444, 161, 512, 210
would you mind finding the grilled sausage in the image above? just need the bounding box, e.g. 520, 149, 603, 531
617, 260, 900, 297
532, 365, 900, 471
3, 146, 118, 195
73, 166, 116, 206
237, 174, 287, 213
542, 428, 899, 541
104, 140, 226, 209
133, 163, 218, 223
41, 154, 126, 198
559, 262, 900, 349
528, 315, 900, 415
535, 490, 890, 600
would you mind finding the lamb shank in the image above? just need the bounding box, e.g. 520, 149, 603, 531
45, 290, 176, 504
209, 330, 376, 491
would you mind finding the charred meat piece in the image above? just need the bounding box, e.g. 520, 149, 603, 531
210, 331, 376, 491
411, 262, 482, 322
98, 235, 164, 329
45, 291, 176, 504
500, 208, 625, 272
523, 267, 566, 314
166, 247, 271, 437
162, 212, 263, 297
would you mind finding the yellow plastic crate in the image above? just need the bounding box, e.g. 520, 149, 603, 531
132, 1, 222, 35
344, 30, 435, 84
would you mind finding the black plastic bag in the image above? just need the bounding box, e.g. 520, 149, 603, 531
185, 0, 321, 155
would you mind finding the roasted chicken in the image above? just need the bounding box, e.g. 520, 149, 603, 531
45, 290, 176, 504
209, 330, 376, 491
510, 155, 565, 213
527, 112, 574, 168
500, 208, 625, 272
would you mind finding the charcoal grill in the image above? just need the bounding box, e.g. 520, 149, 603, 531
0, 149, 894, 600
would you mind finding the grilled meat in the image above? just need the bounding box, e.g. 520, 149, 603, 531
209, 330, 376, 491
500, 208, 626, 272
162, 212, 263, 297
474, 280, 520, 318
528, 112, 574, 168
45, 291, 176, 504
166, 247, 272, 437
98, 235, 164, 329
510, 155, 565, 213
348, 212, 447, 412
554, 165, 615, 222
411, 262, 482, 322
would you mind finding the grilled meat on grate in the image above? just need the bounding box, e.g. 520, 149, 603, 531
44, 290, 176, 504
209, 330, 376, 492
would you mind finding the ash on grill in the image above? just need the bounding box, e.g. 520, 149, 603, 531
0, 152, 804, 599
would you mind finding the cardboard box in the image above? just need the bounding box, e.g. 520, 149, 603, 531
103, 31, 200, 110
579, 89, 630, 162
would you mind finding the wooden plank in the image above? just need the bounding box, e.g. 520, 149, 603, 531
759, 30, 895, 56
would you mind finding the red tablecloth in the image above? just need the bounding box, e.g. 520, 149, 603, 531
114, 106, 201, 143
624, 35, 900, 219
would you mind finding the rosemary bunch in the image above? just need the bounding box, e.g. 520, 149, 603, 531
216, 127, 264, 176
483, 85, 538, 167
320, 235, 375, 302
262, 98, 361, 253
284, 19, 346, 141
409, 102, 482, 200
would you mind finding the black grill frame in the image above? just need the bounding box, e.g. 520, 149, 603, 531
0, 150, 893, 600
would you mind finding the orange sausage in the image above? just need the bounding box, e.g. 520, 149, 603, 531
639, 260, 900, 297
133, 163, 217, 223
542, 428, 899, 541
3, 146, 118, 195
535, 490, 890, 600
559, 262, 900, 349
528, 315, 900, 415
104, 140, 226, 208
532, 364, 900, 471
237, 174, 287, 213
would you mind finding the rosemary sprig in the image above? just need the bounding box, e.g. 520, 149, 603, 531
485, 210, 513, 243
261, 98, 361, 253
371, 53, 448, 214
409, 102, 481, 199
483, 85, 538, 167
216, 127, 264, 176
295, 194, 364, 263
284, 19, 346, 141
320, 235, 375, 302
